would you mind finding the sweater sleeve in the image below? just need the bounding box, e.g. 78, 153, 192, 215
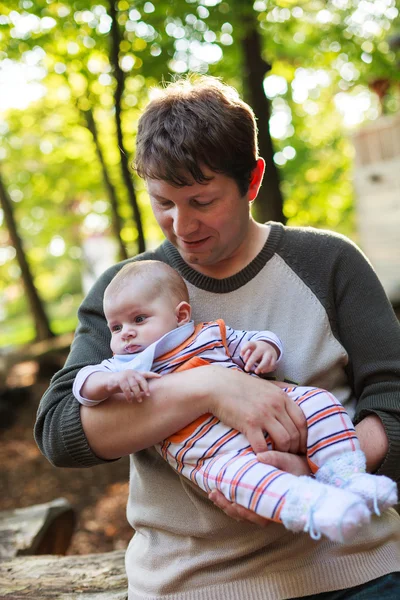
34, 264, 123, 467
332, 238, 400, 481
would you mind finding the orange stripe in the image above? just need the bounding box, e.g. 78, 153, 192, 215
228, 459, 259, 501
310, 430, 355, 454
164, 355, 212, 443
307, 405, 347, 426
166, 340, 225, 367
216, 319, 229, 354
189, 428, 241, 483
249, 470, 283, 511
175, 417, 220, 467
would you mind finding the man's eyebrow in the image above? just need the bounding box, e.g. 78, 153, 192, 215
152, 189, 216, 202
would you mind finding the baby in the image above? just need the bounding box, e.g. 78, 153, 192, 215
73, 260, 397, 543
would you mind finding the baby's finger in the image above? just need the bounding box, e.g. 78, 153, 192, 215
240, 341, 256, 358
132, 373, 150, 397
244, 349, 262, 372
119, 380, 136, 403
255, 354, 275, 374
123, 375, 142, 401
141, 371, 162, 379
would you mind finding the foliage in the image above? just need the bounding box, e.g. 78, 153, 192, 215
0, 0, 398, 346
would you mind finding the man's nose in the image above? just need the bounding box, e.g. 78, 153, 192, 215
173, 207, 198, 238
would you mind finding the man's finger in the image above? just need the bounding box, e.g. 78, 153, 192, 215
209, 490, 270, 527
261, 417, 295, 453
245, 428, 269, 454
284, 398, 307, 454
256, 450, 311, 477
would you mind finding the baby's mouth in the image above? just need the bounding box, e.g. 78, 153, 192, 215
124, 344, 141, 354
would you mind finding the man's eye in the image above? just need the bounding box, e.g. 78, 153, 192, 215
158, 200, 173, 209
134, 315, 146, 323
194, 199, 213, 207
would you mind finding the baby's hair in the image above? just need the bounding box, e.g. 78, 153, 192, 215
104, 260, 190, 306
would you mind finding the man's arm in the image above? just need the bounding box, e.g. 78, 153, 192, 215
81, 364, 306, 460
333, 239, 400, 482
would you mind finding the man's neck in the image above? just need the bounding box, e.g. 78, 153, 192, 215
188, 222, 270, 280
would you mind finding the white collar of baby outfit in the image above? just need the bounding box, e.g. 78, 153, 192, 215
111, 321, 195, 372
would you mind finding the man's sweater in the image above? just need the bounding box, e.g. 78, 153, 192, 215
35, 222, 400, 600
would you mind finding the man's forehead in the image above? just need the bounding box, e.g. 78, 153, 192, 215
146, 174, 219, 199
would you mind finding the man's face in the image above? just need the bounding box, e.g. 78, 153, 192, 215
147, 170, 252, 273
105, 281, 180, 355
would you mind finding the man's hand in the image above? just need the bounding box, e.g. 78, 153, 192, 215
240, 341, 278, 374
208, 451, 311, 524
208, 490, 271, 527
205, 366, 307, 455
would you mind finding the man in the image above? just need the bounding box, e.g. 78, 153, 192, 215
35, 76, 400, 599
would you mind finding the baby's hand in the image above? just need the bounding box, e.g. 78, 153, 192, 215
240, 341, 279, 375
110, 370, 161, 403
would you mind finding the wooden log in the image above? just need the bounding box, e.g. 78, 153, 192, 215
0, 498, 75, 559
0, 550, 127, 599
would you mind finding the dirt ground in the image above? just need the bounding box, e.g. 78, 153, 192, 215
0, 365, 133, 555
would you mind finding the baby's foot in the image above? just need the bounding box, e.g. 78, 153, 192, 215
316, 451, 398, 515
280, 476, 370, 543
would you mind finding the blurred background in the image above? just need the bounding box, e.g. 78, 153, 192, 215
0, 0, 399, 555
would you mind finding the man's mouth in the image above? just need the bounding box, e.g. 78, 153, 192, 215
180, 237, 210, 249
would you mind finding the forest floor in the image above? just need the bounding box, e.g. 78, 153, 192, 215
0, 361, 133, 555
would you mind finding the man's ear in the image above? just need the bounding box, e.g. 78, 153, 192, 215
248, 158, 265, 202
176, 301, 192, 326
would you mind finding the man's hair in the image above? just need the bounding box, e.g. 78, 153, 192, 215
104, 260, 190, 306
134, 75, 258, 196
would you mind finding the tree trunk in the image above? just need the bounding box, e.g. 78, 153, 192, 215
108, 0, 146, 254
0, 169, 55, 341
240, 15, 285, 224
82, 107, 128, 261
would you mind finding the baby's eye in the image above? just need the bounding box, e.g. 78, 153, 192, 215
134, 315, 147, 323
111, 324, 122, 332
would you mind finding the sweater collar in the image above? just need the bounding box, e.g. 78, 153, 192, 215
160, 222, 283, 293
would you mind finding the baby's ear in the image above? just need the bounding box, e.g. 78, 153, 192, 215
176, 301, 191, 325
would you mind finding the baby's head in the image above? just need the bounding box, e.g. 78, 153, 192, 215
104, 261, 191, 355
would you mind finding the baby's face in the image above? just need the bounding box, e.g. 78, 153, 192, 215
104, 281, 181, 355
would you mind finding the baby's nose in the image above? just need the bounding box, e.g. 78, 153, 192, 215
122, 327, 136, 339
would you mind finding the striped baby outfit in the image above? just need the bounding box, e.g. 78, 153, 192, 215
75, 318, 360, 525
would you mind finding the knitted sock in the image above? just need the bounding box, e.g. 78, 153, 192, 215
316, 450, 398, 516
280, 476, 370, 543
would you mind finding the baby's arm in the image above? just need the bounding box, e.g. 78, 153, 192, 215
226, 326, 283, 375
82, 370, 161, 403
73, 363, 160, 405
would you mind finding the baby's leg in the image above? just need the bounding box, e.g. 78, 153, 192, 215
287, 386, 398, 514
158, 417, 370, 543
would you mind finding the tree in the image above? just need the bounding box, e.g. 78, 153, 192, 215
0, 168, 54, 341
81, 106, 128, 261
240, 12, 284, 223
108, 0, 145, 253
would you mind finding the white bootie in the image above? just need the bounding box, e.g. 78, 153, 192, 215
281, 476, 370, 543
316, 451, 398, 515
